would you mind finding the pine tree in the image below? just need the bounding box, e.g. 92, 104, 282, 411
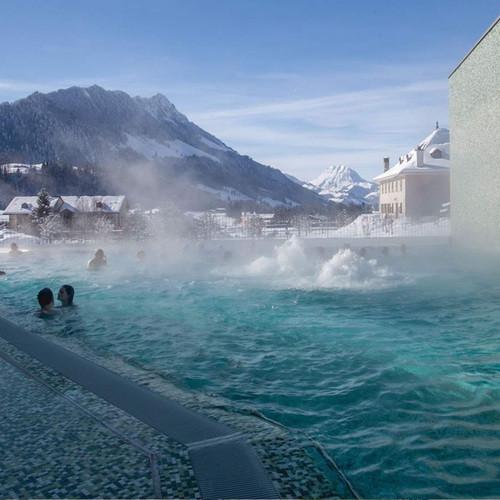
32, 188, 52, 229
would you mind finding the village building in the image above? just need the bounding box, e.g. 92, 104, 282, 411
449, 17, 500, 247
4, 195, 128, 232
374, 127, 450, 218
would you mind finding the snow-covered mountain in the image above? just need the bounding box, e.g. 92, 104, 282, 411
289, 165, 378, 207
0, 85, 328, 210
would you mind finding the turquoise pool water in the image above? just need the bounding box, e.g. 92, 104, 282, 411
1, 239, 499, 498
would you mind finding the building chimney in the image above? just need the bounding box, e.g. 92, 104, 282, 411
383, 156, 390, 172
416, 146, 424, 167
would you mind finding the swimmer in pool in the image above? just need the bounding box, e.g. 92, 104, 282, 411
37, 288, 55, 315
57, 284, 75, 307
0, 271, 6, 277
9, 242, 22, 256
87, 248, 107, 270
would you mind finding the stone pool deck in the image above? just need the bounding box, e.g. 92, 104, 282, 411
0, 316, 352, 499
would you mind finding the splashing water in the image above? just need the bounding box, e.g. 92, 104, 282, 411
244, 236, 399, 289
316, 248, 395, 289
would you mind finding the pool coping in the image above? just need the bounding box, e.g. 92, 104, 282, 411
0, 315, 279, 499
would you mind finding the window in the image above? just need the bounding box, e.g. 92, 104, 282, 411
430, 147, 442, 159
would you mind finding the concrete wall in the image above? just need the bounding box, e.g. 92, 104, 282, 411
450, 19, 500, 247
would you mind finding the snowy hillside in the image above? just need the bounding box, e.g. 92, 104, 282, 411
0, 86, 328, 210
289, 165, 378, 207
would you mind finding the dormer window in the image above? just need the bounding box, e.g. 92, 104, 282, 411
430, 147, 442, 159
21, 202, 30, 210
96, 201, 104, 210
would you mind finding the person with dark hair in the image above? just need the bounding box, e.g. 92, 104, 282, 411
9, 242, 22, 256
37, 288, 55, 315
87, 248, 107, 270
57, 284, 75, 307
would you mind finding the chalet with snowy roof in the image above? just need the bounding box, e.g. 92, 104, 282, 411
374, 127, 450, 218
4, 195, 128, 231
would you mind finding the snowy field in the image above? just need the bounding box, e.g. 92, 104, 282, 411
0, 214, 450, 249
214, 214, 450, 240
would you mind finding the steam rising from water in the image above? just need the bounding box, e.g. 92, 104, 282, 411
2, 235, 409, 292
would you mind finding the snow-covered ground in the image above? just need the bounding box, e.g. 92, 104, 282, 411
189, 212, 449, 240
0, 213, 449, 246
0, 163, 43, 174
257, 216, 449, 239
329, 213, 449, 238
0, 229, 40, 248
123, 134, 220, 163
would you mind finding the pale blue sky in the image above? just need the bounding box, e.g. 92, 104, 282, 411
0, 0, 498, 180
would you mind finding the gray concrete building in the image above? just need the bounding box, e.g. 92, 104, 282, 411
450, 17, 500, 247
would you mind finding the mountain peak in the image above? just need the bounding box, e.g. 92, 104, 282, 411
294, 164, 378, 207
0, 84, 328, 210
310, 164, 364, 191
136, 92, 187, 123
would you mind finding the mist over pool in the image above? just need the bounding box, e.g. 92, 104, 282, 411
1, 239, 499, 498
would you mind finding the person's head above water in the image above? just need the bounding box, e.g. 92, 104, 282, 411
88, 248, 106, 270
9, 242, 21, 254
37, 288, 54, 311
57, 284, 74, 307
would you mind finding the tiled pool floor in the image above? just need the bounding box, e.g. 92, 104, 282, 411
0, 332, 347, 498
0, 359, 159, 498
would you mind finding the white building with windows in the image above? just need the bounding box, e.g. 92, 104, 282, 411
374, 127, 450, 218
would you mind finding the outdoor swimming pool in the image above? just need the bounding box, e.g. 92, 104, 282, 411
1, 238, 499, 498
